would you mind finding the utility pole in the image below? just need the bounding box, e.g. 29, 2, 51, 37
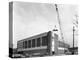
73, 26, 74, 49
72, 26, 75, 54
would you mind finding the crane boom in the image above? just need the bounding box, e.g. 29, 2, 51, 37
55, 4, 65, 51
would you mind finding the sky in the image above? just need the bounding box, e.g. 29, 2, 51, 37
12, 2, 78, 48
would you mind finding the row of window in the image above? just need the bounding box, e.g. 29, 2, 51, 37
17, 41, 24, 49
22, 36, 48, 49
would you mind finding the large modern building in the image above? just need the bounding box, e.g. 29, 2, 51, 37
17, 30, 70, 57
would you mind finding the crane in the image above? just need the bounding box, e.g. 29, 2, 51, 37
55, 4, 65, 53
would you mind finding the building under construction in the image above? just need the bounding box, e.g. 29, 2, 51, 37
17, 30, 70, 57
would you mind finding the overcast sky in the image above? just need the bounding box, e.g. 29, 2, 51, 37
12, 2, 78, 48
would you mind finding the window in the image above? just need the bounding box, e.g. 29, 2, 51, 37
37, 38, 41, 47
32, 39, 35, 47
28, 40, 31, 48
23, 41, 25, 48
25, 41, 27, 48
42, 36, 48, 46
17, 41, 23, 49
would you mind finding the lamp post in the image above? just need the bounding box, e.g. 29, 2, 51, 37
72, 26, 75, 54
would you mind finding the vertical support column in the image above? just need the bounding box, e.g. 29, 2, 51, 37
35, 39, 37, 47
40, 37, 42, 47
9, 2, 13, 58
72, 26, 75, 54
24, 41, 25, 49
54, 33, 58, 55
27, 41, 28, 48
31, 39, 32, 48
47, 31, 52, 56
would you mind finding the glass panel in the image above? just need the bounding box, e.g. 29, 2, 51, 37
42, 36, 48, 46
23, 41, 25, 48
32, 39, 35, 47
37, 38, 41, 47
25, 41, 27, 48
28, 40, 31, 48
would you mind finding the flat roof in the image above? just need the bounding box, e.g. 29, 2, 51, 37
17, 32, 48, 43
